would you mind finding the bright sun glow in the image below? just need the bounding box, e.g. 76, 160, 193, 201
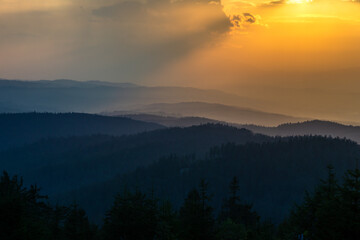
287, 0, 313, 3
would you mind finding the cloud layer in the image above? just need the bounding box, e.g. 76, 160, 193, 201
0, 0, 232, 81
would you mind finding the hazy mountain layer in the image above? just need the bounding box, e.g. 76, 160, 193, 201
121, 113, 360, 143
244, 120, 360, 144
108, 102, 307, 126
0, 79, 265, 114
113, 113, 221, 127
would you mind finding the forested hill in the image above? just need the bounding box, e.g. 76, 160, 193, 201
244, 120, 360, 143
0, 112, 164, 150
0, 124, 271, 196
119, 114, 360, 143
60, 136, 360, 224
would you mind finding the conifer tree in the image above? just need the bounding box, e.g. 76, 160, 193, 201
0, 171, 51, 240
63, 203, 96, 240
339, 167, 360, 240
216, 218, 247, 240
103, 189, 158, 240
156, 200, 177, 240
179, 180, 215, 240
219, 177, 259, 229
284, 165, 344, 240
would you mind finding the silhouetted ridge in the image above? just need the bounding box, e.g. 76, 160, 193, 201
243, 120, 360, 143
278, 120, 346, 129
0, 112, 164, 150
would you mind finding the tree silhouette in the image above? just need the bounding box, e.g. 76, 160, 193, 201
0, 171, 51, 240
280, 165, 360, 240
156, 200, 177, 240
179, 180, 215, 240
63, 203, 96, 240
339, 167, 360, 240
103, 189, 158, 240
219, 177, 259, 229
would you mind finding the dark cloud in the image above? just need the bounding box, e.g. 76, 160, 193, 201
230, 13, 257, 27
243, 13, 256, 23
260, 0, 286, 7
232, 15, 242, 21
231, 15, 242, 27
269, 0, 286, 5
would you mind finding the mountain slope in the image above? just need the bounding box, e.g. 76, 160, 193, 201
0, 112, 164, 150
0, 124, 271, 195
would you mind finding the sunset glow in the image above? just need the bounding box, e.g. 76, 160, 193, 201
1, 0, 360, 123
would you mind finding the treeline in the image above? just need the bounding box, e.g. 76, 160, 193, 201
1, 167, 359, 240
0, 171, 272, 240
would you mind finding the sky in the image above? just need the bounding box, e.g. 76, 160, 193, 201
1, 0, 360, 123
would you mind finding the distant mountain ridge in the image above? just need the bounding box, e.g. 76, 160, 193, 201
0, 79, 139, 88
108, 102, 308, 126
0, 112, 164, 151
110, 113, 221, 127
243, 120, 360, 143
119, 113, 360, 143
0, 78, 267, 114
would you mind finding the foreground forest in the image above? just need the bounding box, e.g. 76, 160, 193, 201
60, 136, 359, 224
1, 166, 359, 240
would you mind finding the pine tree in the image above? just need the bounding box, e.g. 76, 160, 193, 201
156, 200, 177, 240
103, 189, 158, 240
216, 219, 247, 240
0, 171, 51, 240
339, 167, 360, 240
49, 204, 68, 240
284, 165, 343, 240
63, 203, 96, 240
179, 180, 215, 240
219, 177, 259, 229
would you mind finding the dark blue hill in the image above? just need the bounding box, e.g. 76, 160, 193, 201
0, 112, 164, 150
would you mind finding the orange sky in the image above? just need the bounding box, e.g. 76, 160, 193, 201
1, 0, 360, 123
147, 0, 360, 123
